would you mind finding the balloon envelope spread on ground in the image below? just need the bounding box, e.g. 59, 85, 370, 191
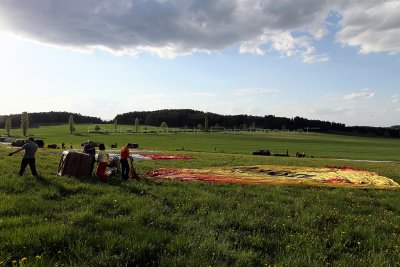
145, 165, 400, 188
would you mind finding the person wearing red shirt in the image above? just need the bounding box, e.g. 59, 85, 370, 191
120, 143, 132, 180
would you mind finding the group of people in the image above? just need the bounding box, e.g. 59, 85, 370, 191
9, 138, 138, 181
82, 141, 138, 181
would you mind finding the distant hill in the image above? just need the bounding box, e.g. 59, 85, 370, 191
0, 111, 104, 128
1, 110, 399, 138
115, 109, 400, 138
115, 109, 345, 131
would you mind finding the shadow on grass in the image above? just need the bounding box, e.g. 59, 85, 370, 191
73, 132, 87, 136
88, 132, 110, 135
71, 173, 157, 198
71, 174, 143, 187
35, 175, 53, 187
35, 175, 89, 198
73, 175, 102, 184
36, 170, 157, 201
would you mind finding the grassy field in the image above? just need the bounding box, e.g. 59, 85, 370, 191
3, 123, 400, 160
1, 124, 400, 266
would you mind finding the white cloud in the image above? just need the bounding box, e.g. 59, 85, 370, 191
391, 94, 400, 103
311, 107, 356, 116
0, 1, 398, 61
183, 92, 217, 97
240, 31, 329, 63
343, 88, 375, 101
335, 1, 400, 54
232, 88, 278, 96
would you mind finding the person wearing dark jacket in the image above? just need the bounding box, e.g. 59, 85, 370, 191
83, 141, 96, 156
9, 137, 39, 176
83, 141, 96, 175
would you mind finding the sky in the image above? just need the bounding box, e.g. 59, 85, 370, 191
0, 0, 399, 127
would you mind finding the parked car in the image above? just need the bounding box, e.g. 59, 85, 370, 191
109, 143, 118, 148
0, 137, 12, 143
34, 139, 45, 148
11, 139, 26, 147
252, 150, 271, 156
47, 144, 59, 149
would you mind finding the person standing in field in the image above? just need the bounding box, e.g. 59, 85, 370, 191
83, 140, 96, 175
8, 137, 39, 176
120, 143, 133, 180
83, 140, 96, 156
96, 143, 109, 181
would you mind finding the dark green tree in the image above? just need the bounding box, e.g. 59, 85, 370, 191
68, 115, 75, 134
21, 112, 29, 136
160, 121, 168, 131
5, 117, 11, 136
114, 119, 118, 132
135, 117, 139, 133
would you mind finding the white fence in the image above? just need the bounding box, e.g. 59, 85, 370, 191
87, 126, 314, 134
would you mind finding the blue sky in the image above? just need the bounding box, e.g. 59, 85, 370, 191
0, 1, 399, 127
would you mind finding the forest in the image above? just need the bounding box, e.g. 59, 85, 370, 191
1, 109, 399, 137
0, 111, 103, 128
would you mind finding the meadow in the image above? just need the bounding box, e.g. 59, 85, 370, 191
1, 124, 400, 266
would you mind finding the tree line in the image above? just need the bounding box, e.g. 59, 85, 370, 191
1, 110, 400, 138
115, 109, 400, 137
115, 109, 346, 131
0, 111, 103, 129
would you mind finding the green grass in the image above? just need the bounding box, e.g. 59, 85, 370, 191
3, 123, 400, 160
1, 124, 400, 266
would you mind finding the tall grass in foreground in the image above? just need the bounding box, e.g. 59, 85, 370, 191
1, 149, 400, 266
